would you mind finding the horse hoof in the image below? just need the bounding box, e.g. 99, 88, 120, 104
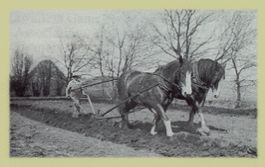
204, 127, 210, 134
72, 114, 79, 118
167, 132, 174, 137
150, 131, 157, 135
197, 128, 210, 136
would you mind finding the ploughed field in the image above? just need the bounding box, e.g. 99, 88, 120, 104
10, 99, 257, 157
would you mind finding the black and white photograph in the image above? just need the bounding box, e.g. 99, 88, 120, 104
10, 10, 257, 157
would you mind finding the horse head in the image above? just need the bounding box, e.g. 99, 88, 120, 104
157, 59, 192, 97
178, 59, 192, 96
211, 62, 226, 98
197, 59, 226, 98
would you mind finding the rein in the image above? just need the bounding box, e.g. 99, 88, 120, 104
71, 78, 117, 91
149, 73, 182, 91
192, 82, 209, 90
100, 83, 159, 117
100, 72, 181, 118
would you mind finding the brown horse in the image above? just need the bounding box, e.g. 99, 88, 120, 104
175, 58, 226, 135
117, 59, 192, 137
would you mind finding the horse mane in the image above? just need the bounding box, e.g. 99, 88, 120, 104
197, 59, 224, 86
154, 60, 180, 74
155, 59, 193, 85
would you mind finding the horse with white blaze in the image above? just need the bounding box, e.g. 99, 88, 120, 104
117, 57, 192, 137
174, 58, 226, 135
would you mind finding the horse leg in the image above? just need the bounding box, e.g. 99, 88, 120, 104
154, 104, 174, 137
118, 104, 132, 129
149, 108, 160, 135
197, 103, 210, 135
185, 96, 196, 126
162, 101, 172, 114
188, 107, 196, 127
121, 111, 132, 128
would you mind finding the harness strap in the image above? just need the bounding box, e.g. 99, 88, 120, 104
192, 82, 209, 90
150, 73, 181, 91
71, 78, 118, 91
100, 83, 159, 117
152, 75, 172, 93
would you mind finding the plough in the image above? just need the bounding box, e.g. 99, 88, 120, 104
69, 78, 160, 120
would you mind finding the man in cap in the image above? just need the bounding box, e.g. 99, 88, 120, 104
66, 75, 96, 117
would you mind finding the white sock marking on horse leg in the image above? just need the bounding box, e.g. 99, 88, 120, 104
150, 126, 157, 135
150, 109, 158, 135
157, 104, 174, 137
163, 120, 174, 137
198, 112, 209, 133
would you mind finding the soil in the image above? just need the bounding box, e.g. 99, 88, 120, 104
10, 112, 159, 157
10, 100, 257, 157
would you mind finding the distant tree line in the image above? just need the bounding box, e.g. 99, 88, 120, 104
10, 49, 33, 97
10, 53, 66, 97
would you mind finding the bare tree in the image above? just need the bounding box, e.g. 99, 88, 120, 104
87, 25, 154, 99
152, 9, 214, 61
106, 26, 153, 77
83, 27, 114, 99
217, 11, 256, 108
30, 60, 66, 97
56, 35, 95, 83
10, 48, 33, 96
86, 27, 108, 78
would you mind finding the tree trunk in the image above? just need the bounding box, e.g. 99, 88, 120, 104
235, 82, 241, 108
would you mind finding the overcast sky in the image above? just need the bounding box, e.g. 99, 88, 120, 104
10, 10, 256, 62
10, 10, 159, 62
